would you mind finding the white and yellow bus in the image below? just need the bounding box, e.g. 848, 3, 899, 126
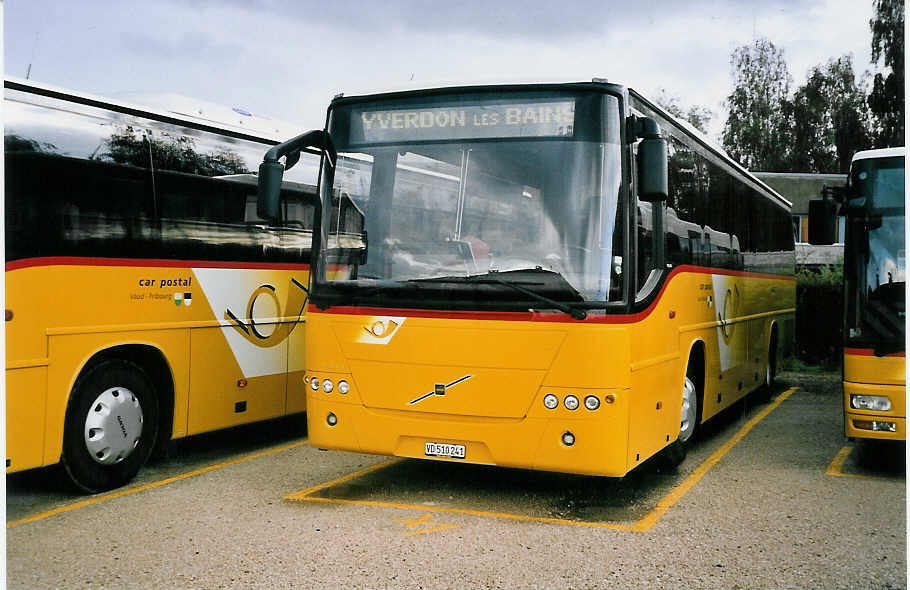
813, 147, 905, 441
4, 79, 366, 492
258, 80, 795, 476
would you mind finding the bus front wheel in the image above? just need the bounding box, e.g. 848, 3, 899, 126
62, 360, 159, 493
662, 375, 698, 469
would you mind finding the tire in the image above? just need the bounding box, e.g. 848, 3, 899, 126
662, 375, 698, 469
62, 360, 159, 493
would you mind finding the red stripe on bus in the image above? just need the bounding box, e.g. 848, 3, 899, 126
309, 264, 795, 324
845, 348, 905, 358
5, 256, 311, 272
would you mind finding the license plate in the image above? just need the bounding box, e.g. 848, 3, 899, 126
424, 442, 466, 459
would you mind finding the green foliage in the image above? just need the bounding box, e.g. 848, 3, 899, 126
796, 261, 843, 288
96, 126, 249, 176
721, 13, 906, 173
788, 56, 871, 173
869, 0, 904, 147
796, 261, 844, 368
722, 38, 793, 171
786, 358, 826, 373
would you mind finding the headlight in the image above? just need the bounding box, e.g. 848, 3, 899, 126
850, 394, 892, 411
543, 394, 559, 410
322, 379, 334, 393
584, 395, 600, 411
310, 377, 320, 391
564, 395, 579, 411
338, 380, 350, 395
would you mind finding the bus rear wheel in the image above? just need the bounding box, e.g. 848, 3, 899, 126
662, 375, 698, 469
62, 360, 159, 493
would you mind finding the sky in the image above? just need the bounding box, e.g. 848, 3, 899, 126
3, 0, 877, 141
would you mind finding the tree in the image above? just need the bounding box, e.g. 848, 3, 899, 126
868, 0, 904, 147
98, 126, 249, 176
789, 55, 871, 173
722, 38, 793, 171
653, 88, 713, 135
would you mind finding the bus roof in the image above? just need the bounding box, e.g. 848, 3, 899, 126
852, 147, 905, 162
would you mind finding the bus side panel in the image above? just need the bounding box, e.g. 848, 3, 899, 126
628, 359, 681, 468
627, 273, 693, 467
187, 326, 288, 435
6, 366, 48, 472
188, 267, 310, 434
286, 317, 308, 415
44, 330, 191, 467
747, 316, 768, 389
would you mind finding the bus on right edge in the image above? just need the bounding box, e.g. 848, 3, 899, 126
817, 147, 906, 441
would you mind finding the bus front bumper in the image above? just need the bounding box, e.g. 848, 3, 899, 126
844, 381, 906, 441
305, 390, 635, 477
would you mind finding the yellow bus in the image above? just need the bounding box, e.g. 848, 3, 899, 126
4, 79, 364, 492
258, 80, 795, 476
813, 147, 905, 441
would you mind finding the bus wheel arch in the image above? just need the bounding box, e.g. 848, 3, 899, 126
756, 322, 779, 403
62, 345, 174, 492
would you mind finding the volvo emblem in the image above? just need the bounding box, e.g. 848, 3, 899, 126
409, 375, 473, 405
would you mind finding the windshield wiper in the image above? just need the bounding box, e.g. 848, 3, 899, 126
412, 269, 588, 320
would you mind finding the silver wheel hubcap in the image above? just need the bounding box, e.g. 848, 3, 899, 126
84, 387, 144, 465
679, 377, 697, 444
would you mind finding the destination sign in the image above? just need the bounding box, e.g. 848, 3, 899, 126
349, 101, 576, 144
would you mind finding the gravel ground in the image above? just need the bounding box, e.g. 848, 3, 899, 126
6, 370, 906, 589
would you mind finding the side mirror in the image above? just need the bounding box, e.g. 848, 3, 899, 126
808, 199, 837, 245
632, 117, 668, 202
257, 130, 336, 223
257, 160, 286, 220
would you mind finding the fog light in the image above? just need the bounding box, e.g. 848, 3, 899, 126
327, 412, 338, 426
564, 395, 579, 411
322, 379, 334, 393
310, 377, 320, 391
850, 394, 892, 411
584, 395, 600, 411
338, 380, 350, 395
543, 394, 559, 409
562, 431, 576, 446
853, 419, 897, 432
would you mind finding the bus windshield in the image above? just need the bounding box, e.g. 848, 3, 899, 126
845, 154, 905, 353
320, 90, 625, 305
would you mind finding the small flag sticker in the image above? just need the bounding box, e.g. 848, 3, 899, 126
174, 293, 183, 306
174, 292, 192, 307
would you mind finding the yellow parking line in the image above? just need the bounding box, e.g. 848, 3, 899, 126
825, 445, 854, 477
8, 437, 309, 529
633, 386, 797, 531
286, 387, 799, 532
825, 444, 902, 481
